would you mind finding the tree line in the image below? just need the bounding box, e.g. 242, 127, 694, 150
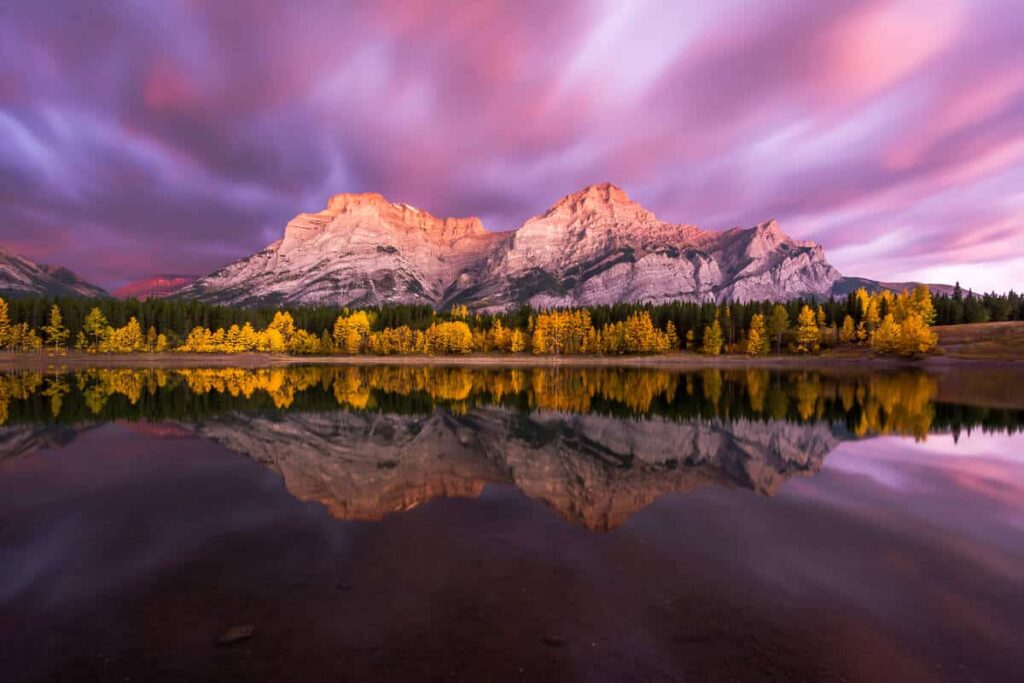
0, 284, 951, 357
932, 284, 1023, 325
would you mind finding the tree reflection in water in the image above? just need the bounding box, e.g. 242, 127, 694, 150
0, 365, 1020, 529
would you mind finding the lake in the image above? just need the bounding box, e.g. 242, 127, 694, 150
1, 365, 1021, 681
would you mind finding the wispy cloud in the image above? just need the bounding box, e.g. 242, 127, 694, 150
1, 0, 1021, 290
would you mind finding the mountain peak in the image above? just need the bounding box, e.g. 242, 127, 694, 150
325, 192, 391, 213
114, 275, 197, 300
543, 182, 654, 223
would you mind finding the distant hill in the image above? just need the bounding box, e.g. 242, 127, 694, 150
832, 277, 957, 298
0, 247, 107, 299
113, 275, 197, 300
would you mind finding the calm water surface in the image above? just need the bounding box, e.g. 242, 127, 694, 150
0, 365, 1022, 681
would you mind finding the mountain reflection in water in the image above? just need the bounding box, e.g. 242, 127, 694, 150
0, 366, 1020, 530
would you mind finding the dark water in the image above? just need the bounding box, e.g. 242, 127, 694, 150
0, 366, 1021, 681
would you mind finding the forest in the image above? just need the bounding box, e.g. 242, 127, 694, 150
0, 283, 1011, 358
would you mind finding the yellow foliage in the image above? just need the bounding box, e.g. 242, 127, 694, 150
869, 314, 901, 354
794, 305, 820, 354
839, 315, 856, 344
423, 321, 473, 354
333, 311, 371, 354
700, 319, 723, 355
746, 313, 769, 356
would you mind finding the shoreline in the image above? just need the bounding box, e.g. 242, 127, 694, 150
0, 350, 1019, 372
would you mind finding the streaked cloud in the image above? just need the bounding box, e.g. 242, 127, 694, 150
0, 0, 1021, 291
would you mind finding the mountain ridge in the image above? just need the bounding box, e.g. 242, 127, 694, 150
1, 184, 956, 306
113, 275, 198, 300
0, 247, 107, 299
175, 183, 861, 310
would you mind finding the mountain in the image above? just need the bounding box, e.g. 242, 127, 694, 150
174, 183, 844, 310
452, 183, 842, 309
188, 408, 833, 530
113, 275, 197, 300
176, 192, 501, 308
0, 407, 835, 530
0, 247, 107, 299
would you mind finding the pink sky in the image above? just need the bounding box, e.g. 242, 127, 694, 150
1, 0, 1022, 291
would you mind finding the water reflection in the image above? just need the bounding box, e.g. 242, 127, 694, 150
1, 366, 1020, 530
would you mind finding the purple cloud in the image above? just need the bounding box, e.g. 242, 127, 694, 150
0, 0, 1021, 291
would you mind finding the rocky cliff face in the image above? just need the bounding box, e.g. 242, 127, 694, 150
175, 183, 843, 309
191, 408, 836, 530
178, 193, 501, 307
0, 402, 837, 529
454, 184, 841, 310
0, 248, 107, 299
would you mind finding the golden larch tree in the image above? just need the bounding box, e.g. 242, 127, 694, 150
746, 313, 769, 356
794, 305, 820, 354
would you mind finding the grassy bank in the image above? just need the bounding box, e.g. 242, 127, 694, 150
934, 321, 1024, 360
